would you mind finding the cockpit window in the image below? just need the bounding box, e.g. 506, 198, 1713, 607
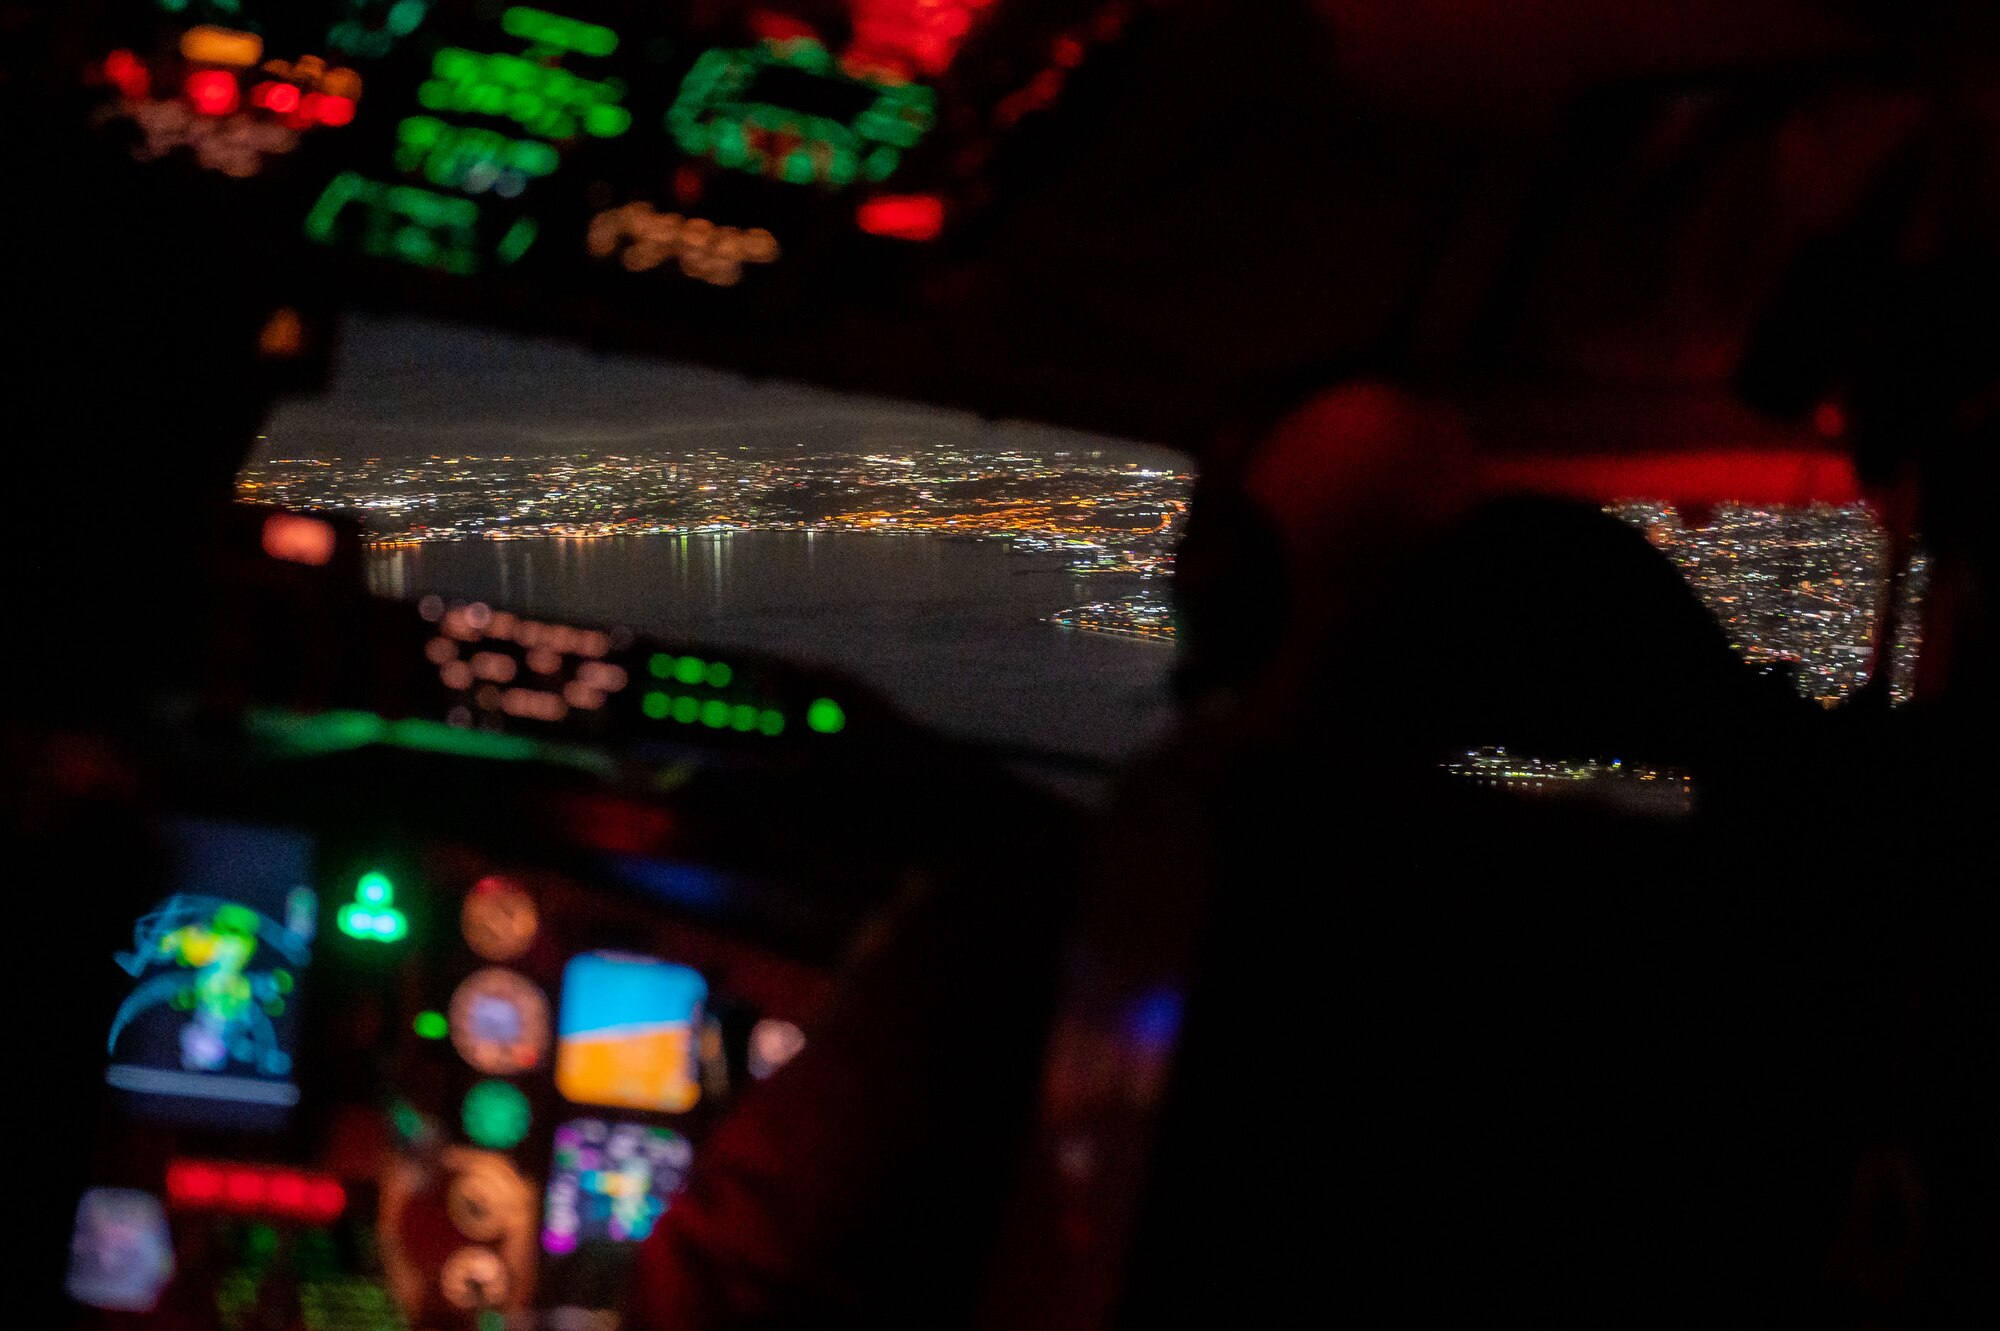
241, 315, 1190, 764
1609, 501, 1924, 706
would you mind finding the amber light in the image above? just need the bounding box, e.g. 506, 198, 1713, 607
262, 512, 337, 566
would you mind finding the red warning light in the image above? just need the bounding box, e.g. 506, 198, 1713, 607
856, 194, 945, 242
308, 1179, 347, 1218
165, 1161, 224, 1205
168, 1160, 347, 1222
223, 1169, 267, 1207
315, 94, 357, 127
102, 50, 151, 100
254, 81, 301, 114
185, 70, 239, 116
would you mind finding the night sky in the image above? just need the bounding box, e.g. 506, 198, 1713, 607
254, 314, 1189, 467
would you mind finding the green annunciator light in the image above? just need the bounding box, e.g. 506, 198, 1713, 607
339, 871, 409, 942
806, 698, 846, 734
461, 1079, 532, 1149
413, 1010, 448, 1039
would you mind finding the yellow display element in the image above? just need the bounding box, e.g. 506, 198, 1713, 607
181, 26, 263, 68
553, 953, 705, 1113
555, 1027, 698, 1114
585, 203, 779, 286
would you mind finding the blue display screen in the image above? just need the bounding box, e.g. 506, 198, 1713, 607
104, 818, 318, 1129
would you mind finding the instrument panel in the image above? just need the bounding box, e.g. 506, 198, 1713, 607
67, 0, 1151, 348
53, 501, 1036, 1330
76, 799, 832, 1330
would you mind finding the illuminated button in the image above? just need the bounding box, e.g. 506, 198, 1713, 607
757, 709, 785, 736
673, 657, 706, 685
806, 698, 846, 734
413, 1010, 449, 1040
338, 872, 408, 942
642, 691, 670, 719
461, 1080, 531, 1151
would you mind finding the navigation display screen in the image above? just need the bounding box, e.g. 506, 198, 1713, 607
105, 818, 318, 1129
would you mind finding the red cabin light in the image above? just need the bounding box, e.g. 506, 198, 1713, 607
185, 70, 239, 116
315, 94, 356, 127
856, 194, 945, 242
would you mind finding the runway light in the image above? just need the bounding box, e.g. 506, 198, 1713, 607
856, 194, 943, 241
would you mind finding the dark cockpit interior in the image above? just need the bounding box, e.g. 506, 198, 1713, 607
6, 2, 1996, 1329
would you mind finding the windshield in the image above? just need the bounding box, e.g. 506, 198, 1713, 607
241, 315, 1191, 765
